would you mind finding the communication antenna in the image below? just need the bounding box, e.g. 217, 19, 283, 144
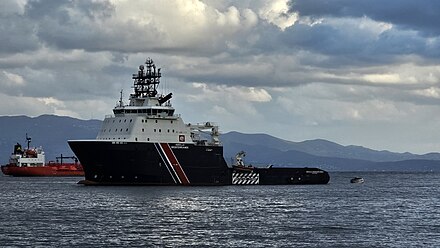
119, 89, 124, 107
26, 133, 31, 150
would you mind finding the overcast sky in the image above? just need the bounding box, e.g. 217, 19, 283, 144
2, 0, 440, 154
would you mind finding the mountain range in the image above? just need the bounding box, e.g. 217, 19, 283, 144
1, 115, 440, 171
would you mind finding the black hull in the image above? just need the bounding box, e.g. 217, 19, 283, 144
231, 167, 330, 185
68, 141, 330, 186
68, 141, 230, 185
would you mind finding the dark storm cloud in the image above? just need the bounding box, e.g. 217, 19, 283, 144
278, 22, 437, 66
23, 0, 171, 54
24, 0, 125, 52
290, 0, 440, 36
25, 0, 114, 21
0, 12, 39, 54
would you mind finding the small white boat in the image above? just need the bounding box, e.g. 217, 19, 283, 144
350, 177, 364, 183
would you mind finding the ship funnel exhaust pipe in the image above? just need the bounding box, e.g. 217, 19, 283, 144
158, 93, 172, 105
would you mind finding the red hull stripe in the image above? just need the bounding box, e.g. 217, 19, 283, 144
154, 143, 179, 183
159, 143, 190, 185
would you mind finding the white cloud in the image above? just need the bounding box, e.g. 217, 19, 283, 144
37, 97, 65, 107
2, 71, 25, 86
415, 87, 440, 98
275, 83, 413, 123
0, 0, 27, 15
103, 0, 259, 53
259, 0, 297, 31
189, 83, 271, 103
363, 73, 401, 84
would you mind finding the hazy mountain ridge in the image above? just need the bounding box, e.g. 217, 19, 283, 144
0, 115, 101, 164
221, 131, 440, 162
222, 141, 440, 172
1, 115, 439, 171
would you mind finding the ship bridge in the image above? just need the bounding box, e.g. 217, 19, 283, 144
96, 58, 215, 145
113, 105, 176, 119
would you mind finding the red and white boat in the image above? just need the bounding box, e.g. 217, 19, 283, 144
1, 135, 84, 177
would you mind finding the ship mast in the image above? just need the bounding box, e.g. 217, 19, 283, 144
131, 58, 161, 98
26, 133, 31, 150
118, 89, 124, 107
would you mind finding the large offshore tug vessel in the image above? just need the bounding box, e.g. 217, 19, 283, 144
68, 58, 329, 185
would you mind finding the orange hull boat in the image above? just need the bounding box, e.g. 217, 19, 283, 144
1, 163, 84, 177
1, 134, 84, 177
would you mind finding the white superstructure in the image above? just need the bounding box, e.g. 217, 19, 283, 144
95, 58, 220, 146
9, 141, 45, 167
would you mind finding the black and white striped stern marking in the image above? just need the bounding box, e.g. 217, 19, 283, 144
232, 171, 259, 185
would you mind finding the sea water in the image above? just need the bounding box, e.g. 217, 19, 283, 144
0, 172, 439, 247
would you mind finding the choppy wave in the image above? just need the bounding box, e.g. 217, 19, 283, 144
1, 172, 439, 247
